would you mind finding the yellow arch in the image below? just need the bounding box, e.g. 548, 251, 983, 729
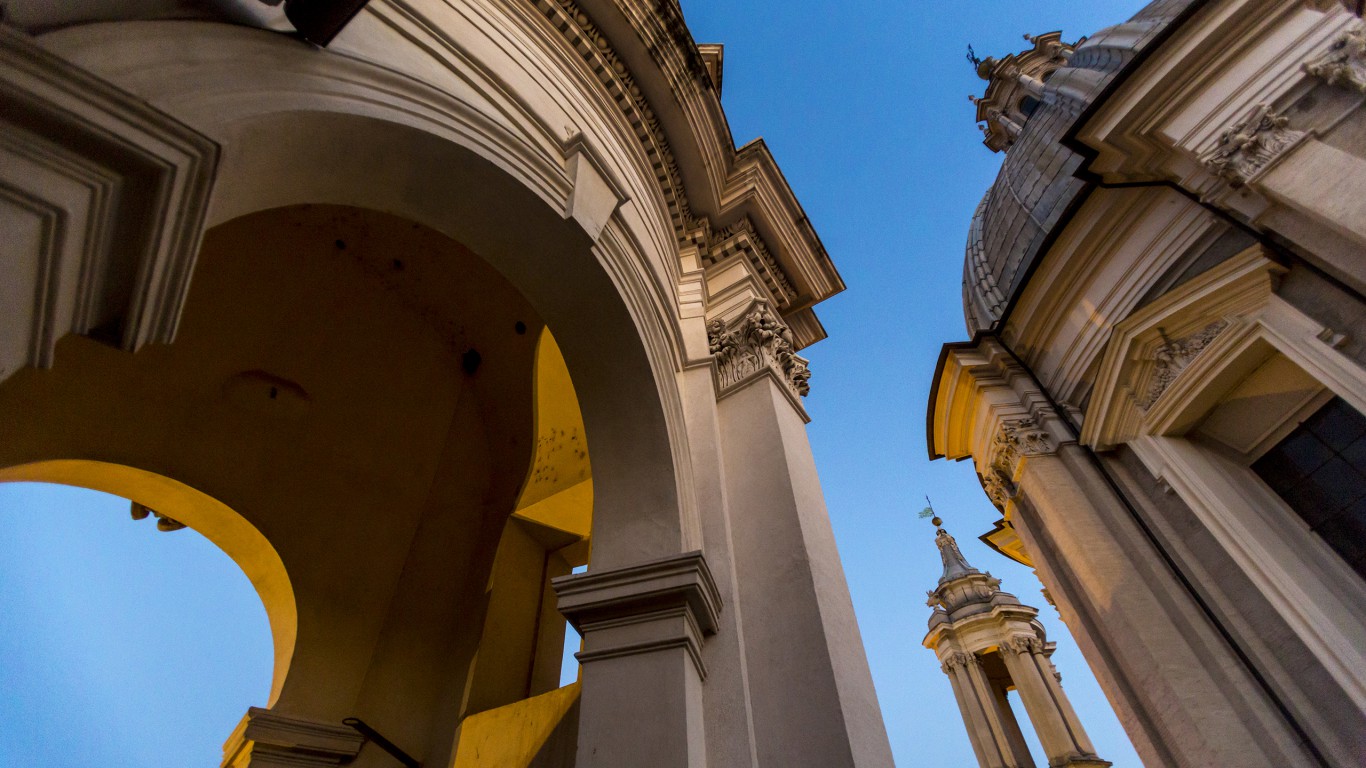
0, 459, 296, 705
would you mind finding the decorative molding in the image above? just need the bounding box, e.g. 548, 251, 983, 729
1136, 320, 1230, 409
553, 551, 721, 679
1080, 248, 1283, 451
981, 468, 1013, 510
707, 302, 811, 399
221, 707, 364, 768
529, 1, 815, 314
0, 26, 217, 382
1304, 22, 1366, 91
980, 416, 1055, 508
531, 0, 692, 241
706, 216, 797, 309
1205, 104, 1304, 187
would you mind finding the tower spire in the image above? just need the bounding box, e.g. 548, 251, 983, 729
934, 526, 980, 582
920, 498, 980, 583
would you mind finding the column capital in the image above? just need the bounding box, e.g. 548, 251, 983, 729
939, 650, 980, 675
221, 707, 364, 768
707, 301, 812, 419
554, 550, 722, 678
1002, 634, 1046, 656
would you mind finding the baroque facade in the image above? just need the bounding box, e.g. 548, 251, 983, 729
0, 1, 894, 766
931, 1, 1366, 766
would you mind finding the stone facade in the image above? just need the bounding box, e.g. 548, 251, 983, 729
932, 2, 1366, 766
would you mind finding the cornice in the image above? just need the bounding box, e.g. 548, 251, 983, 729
541, 0, 843, 325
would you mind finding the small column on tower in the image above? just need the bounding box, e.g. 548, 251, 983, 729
920, 506, 1110, 768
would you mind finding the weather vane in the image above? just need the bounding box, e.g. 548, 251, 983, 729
918, 496, 943, 528
966, 44, 982, 70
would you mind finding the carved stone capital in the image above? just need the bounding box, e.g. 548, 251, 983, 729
1205, 104, 1304, 187
940, 650, 979, 674
1136, 319, 1228, 409
221, 707, 364, 768
708, 303, 811, 400
981, 468, 1013, 509
1304, 22, 1366, 91
1003, 634, 1045, 656
554, 551, 722, 679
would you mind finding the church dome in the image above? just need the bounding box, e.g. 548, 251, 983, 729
962, 1, 1199, 334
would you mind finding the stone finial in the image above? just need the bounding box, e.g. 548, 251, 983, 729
970, 31, 1076, 152
935, 526, 981, 582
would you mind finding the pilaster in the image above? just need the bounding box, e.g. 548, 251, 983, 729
553, 551, 720, 768
715, 327, 893, 766
220, 708, 364, 768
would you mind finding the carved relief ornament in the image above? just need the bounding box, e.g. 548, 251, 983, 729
707, 305, 811, 398
1205, 104, 1305, 187
981, 417, 1054, 509
1136, 319, 1229, 410
1304, 23, 1366, 92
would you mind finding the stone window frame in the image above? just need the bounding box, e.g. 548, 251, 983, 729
1100, 268, 1366, 714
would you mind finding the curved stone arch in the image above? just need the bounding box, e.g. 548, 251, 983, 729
0, 459, 296, 705
39, 20, 697, 568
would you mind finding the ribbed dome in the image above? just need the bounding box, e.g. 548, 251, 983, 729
962, 0, 1197, 334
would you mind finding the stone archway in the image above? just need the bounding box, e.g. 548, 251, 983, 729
0, 460, 295, 705
37, 20, 697, 571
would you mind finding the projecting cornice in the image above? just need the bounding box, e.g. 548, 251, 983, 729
547, 0, 843, 329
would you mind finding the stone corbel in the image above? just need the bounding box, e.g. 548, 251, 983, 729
553, 551, 721, 679
221, 707, 364, 768
561, 132, 629, 242
1304, 21, 1366, 91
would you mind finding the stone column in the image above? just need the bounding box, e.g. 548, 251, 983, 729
553, 551, 720, 768
940, 651, 1030, 768
709, 302, 895, 767
1008, 441, 1318, 767
998, 636, 1103, 767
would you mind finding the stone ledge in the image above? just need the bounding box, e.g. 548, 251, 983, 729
221, 707, 364, 768
553, 551, 722, 677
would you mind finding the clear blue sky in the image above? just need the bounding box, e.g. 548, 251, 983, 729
0, 2, 1152, 766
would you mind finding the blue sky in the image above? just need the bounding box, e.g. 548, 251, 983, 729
0, 2, 1152, 766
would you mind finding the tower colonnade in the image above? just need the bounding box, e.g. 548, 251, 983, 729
924, 523, 1109, 768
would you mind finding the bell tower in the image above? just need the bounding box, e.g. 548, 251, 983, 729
922, 515, 1110, 768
